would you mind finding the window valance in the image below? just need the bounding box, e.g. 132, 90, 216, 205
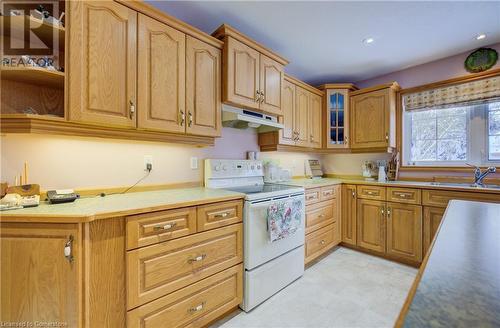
403, 75, 500, 111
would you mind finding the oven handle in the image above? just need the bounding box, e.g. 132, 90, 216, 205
249, 193, 305, 204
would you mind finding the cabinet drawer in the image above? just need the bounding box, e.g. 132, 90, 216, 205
305, 188, 321, 205
320, 185, 338, 201
197, 200, 243, 232
422, 189, 500, 207
126, 207, 197, 249
387, 187, 421, 204
127, 264, 242, 328
305, 223, 337, 264
127, 224, 243, 309
305, 200, 335, 234
357, 185, 386, 200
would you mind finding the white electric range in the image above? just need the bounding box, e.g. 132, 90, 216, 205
205, 159, 305, 312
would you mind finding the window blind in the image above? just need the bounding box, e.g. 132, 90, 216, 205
403, 75, 500, 111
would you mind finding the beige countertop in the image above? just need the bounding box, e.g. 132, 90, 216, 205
281, 177, 500, 194
0, 187, 244, 223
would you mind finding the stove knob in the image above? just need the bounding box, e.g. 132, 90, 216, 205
222, 165, 227, 171
257, 165, 261, 170
250, 165, 255, 170
214, 165, 221, 171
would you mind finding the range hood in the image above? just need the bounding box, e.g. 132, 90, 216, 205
222, 105, 284, 132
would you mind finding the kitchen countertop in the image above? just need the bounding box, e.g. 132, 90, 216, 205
0, 187, 244, 223
397, 200, 500, 327
280, 177, 500, 194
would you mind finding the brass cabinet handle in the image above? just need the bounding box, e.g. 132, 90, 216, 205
188, 301, 206, 313
380, 207, 385, 215
320, 239, 326, 245
345, 136, 349, 144
179, 110, 185, 126
387, 207, 391, 216
318, 214, 325, 218
153, 222, 176, 231
260, 91, 265, 103
129, 100, 135, 119
188, 254, 206, 264
214, 212, 229, 218
395, 192, 409, 198
310, 134, 315, 142
306, 195, 315, 200
385, 132, 389, 140
255, 90, 261, 102
351, 191, 355, 198
188, 111, 193, 127
366, 191, 376, 195
64, 235, 74, 263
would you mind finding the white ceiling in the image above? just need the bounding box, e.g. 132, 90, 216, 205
146, 1, 500, 85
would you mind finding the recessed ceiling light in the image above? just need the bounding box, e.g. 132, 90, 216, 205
363, 37, 374, 44
476, 33, 487, 40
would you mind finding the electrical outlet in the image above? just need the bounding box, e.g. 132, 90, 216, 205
144, 155, 153, 171
190, 157, 198, 170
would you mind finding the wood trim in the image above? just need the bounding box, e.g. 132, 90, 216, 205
0, 114, 215, 146
350, 81, 400, 96
115, 0, 223, 49
317, 83, 358, 91
284, 74, 324, 96
212, 24, 288, 65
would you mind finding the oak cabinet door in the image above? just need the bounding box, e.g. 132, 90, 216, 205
350, 88, 390, 148
69, 1, 137, 128
386, 203, 423, 262
137, 14, 186, 133
1, 223, 79, 327
280, 79, 296, 145
423, 206, 445, 255
259, 54, 284, 115
308, 93, 322, 148
224, 37, 260, 110
357, 199, 386, 253
186, 36, 221, 137
342, 184, 357, 245
295, 86, 310, 147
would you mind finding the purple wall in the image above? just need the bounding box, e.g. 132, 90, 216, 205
355, 42, 500, 89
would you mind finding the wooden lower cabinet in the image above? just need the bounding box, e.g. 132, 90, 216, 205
423, 206, 445, 255
357, 199, 386, 253
305, 222, 339, 265
127, 264, 243, 328
386, 202, 422, 262
341, 184, 357, 245
0, 223, 80, 327
304, 184, 341, 265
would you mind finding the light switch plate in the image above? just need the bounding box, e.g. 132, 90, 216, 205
190, 157, 198, 170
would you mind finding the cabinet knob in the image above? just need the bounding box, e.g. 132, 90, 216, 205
385, 132, 389, 140
188, 111, 193, 127
64, 235, 74, 263
380, 207, 385, 215
351, 191, 355, 198
320, 239, 326, 245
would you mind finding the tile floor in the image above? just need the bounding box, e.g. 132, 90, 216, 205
213, 247, 417, 328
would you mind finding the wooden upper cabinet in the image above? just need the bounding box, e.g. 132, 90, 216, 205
295, 86, 310, 147
357, 199, 386, 253
186, 36, 222, 137
69, 1, 137, 128
1, 223, 79, 327
259, 54, 284, 115
280, 79, 296, 145
213, 25, 288, 115
137, 14, 185, 133
309, 93, 322, 148
386, 203, 423, 262
350, 83, 398, 150
342, 184, 357, 246
225, 37, 260, 110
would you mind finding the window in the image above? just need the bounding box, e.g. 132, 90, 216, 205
403, 100, 500, 166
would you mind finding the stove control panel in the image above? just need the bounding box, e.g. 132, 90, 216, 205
204, 159, 263, 181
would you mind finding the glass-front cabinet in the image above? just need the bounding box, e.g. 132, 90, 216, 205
319, 84, 358, 149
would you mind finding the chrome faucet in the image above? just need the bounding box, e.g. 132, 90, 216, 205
468, 164, 497, 186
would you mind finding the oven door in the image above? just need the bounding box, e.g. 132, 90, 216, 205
244, 193, 305, 270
